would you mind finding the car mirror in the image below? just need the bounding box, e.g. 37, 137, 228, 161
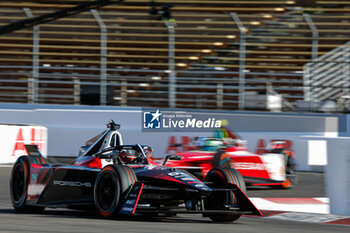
142, 145, 153, 156
79, 146, 89, 156
163, 154, 181, 166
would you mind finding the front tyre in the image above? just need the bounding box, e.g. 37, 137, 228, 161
9, 156, 45, 212
94, 165, 136, 218
204, 167, 246, 222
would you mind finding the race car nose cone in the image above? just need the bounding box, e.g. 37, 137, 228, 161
166, 170, 211, 191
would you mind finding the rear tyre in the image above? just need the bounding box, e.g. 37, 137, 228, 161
211, 148, 231, 168
9, 156, 45, 212
286, 156, 298, 186
94, 165, 136, 218
204, 167, 246, 222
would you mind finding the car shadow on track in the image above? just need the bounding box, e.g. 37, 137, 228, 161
0, 208, 245, 224
0, 209, 16, 214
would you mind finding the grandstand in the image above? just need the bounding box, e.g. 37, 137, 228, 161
0, 0, 349, 110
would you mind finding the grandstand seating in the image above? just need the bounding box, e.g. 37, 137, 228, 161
0, 0, 349, 109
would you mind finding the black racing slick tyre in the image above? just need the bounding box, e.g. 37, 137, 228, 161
211, 148, 231, 168
204, 167, 246, 222
94, 165, 136, 218
9, 156, 45, 212
286, 156, 298, 186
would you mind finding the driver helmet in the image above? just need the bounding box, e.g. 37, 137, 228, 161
202, 139, 222, 151
119, 150, 133, 163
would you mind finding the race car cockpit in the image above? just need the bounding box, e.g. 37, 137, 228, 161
78, 120, 123, 157
76, 120, 153, 166
94, 145, 149, 165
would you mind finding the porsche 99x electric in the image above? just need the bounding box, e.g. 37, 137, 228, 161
10, 121, 261, 222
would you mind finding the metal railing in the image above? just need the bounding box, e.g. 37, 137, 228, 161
304, 41, 350, 102
0, 65, 303, 109
3, 6, 347, 111
230, 12, 246, 110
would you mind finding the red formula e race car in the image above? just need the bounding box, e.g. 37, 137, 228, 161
160, 135, 297, 189
9, 121, 261, 222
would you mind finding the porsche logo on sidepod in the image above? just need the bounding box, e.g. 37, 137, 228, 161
53, 180, 92, 187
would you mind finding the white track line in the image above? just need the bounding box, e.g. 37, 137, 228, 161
264, 212, 346, 223
250, 198, 330, 214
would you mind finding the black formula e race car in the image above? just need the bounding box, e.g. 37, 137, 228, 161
9, 121, 261, 222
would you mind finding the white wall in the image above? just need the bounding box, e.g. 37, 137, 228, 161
0, 104, 339, 170
0, 124, 47, 164
326, 137, 350, 215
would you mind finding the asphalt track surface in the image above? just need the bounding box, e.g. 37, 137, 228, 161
0, 167, 349, 233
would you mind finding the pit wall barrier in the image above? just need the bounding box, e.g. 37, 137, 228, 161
0, 124, 47, 164
0, 103, 339, 172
